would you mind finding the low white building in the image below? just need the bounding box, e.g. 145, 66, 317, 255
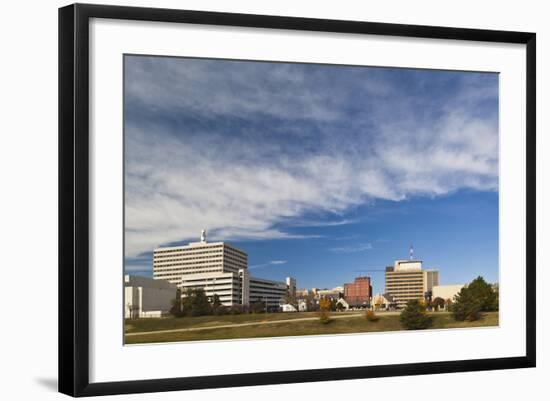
371, 293, 396, 310
314, 286, 344, 299
281, 304, 298, 312
179, 269, 249, 306
336, 298, 350, 311
124, 275, 177, 318
432, 284, 465, 302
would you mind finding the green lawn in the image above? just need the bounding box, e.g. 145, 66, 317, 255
124, 311, 498, 345
125, 311, 358, 333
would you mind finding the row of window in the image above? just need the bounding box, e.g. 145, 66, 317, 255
154, 251, 247, 264
154, 261, 224, 268
154, 255, 223, 262
386, 283, 424, 286
155, 245, 224, 254
154, 258, 246, 266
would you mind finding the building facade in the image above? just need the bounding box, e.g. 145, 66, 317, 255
153, 232, 294, 310
178, 270, 249, 306
315, 286, 344, 300
124, 275, 177, 318
432, 284, 464, 302
249, 276, 289, 310
153, 239, 247, 284
344, 277, 372, 306
286, 277, 297, 299
385, 259, 439, 308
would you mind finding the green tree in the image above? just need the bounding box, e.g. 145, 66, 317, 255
450, 276, 498, 321
467, 276, 499, 311
250, 300, 265, 314
431, 297, 445, 311
445, 298, 453, 311
211, 293, 222, 308
169, 289, 183, 317
211, 293, 227, 315
450, 288, 482, 321
181, 288, 212, 316
228, 305, 243, 315
399, 299, 433, 330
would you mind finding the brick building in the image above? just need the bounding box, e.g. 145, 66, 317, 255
344, 276, 372, 307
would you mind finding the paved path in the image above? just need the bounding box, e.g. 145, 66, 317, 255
126, 311, 400, 337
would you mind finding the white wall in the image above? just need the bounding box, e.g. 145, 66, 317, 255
433, 284, 465, 301
0, 1, 547, 400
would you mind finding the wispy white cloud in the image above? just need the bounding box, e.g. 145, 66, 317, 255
285, 219, 359, 228
329, 243, 373, 253
250, 260, 288, 269
124, 57, 498, 258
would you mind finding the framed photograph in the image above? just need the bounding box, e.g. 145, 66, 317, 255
59, 3, 536, 397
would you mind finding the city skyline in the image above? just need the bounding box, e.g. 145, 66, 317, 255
124, 55, 499, 295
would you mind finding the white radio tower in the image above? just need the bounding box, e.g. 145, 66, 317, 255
409, 244, 414, 260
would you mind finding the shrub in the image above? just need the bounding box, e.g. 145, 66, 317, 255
365, 310, 379, 322
249, 300, 265, 314
399, 299, 433, 330
319, 298, 332, 324
213, 305, 229, 315
229, 305, 243, 315
319, 310, 332, 324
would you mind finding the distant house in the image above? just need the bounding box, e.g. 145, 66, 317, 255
283, 299, 310, 312
372, 293, 396, 310
281, 303, 298, 312
336, 298, 350, 311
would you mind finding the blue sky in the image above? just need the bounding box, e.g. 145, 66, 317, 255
124, 55, 499, 293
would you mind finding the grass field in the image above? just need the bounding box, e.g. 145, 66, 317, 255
124, 311, 499, 345
125, 311, 359, 333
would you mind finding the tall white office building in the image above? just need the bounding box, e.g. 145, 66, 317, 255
153, 231, 294, 310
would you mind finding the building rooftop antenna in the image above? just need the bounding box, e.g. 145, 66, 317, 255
409, 244, 414, 261
200, 229, 207, 243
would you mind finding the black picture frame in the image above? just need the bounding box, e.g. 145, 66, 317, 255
59, 3, 536, 397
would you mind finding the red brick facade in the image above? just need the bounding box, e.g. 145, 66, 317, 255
344, 276, 372, 306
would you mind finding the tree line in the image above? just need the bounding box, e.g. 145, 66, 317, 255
170, 288, 270, 317
400, 276, 499, 330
